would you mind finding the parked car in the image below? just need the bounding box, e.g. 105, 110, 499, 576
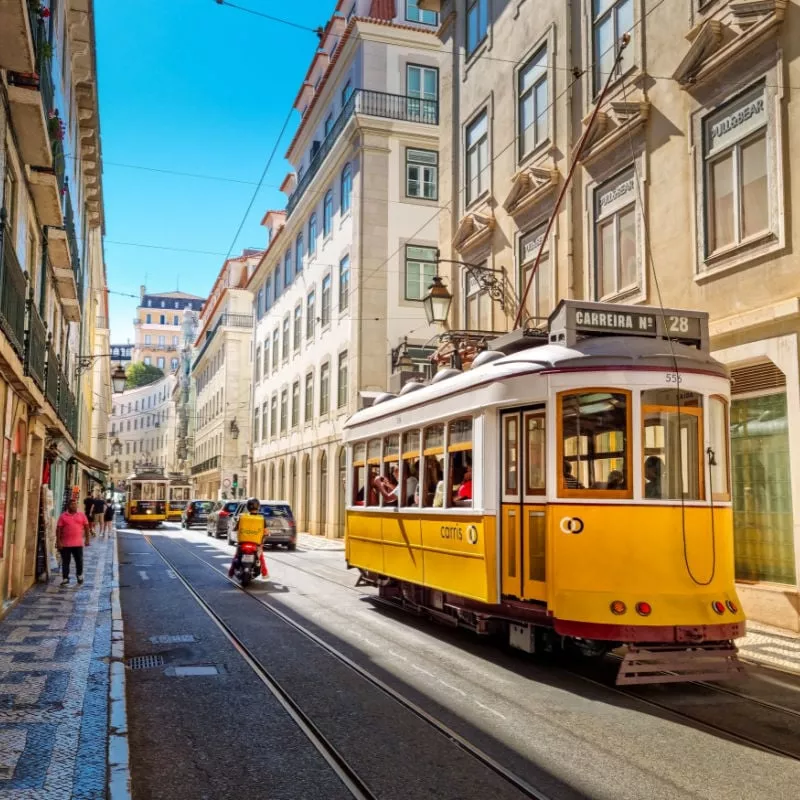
206, 500, 240, 539
227, 501, 297, 550
181, 500, 214, 529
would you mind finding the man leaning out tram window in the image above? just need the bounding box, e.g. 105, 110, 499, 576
229, 498, 268, 578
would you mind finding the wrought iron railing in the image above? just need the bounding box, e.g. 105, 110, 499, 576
286, 88, 439, 217
24, 287, 47, 389
62, 179, 80, 274
44, 339, 59, 409
191, 456, 220, 475
0, 215, 29, 360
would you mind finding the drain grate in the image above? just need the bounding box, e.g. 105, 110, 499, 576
126, 654, 165, 670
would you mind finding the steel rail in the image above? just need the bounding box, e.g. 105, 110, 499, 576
161, 535, 558, 800
142, 535, 378, 800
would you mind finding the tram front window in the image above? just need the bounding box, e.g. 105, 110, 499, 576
560, 391, 629, 494
642, 389, 703, 501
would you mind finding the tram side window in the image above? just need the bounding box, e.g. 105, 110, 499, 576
131, 483, 142, 501
421, 425, 445, 507
400, 430, 421, 507
642, 389, 702, 501
447, 418, 473, 507
560, 391, 629, 495
708, 396, 730, 501
526, 413, 546, 495
352, 443, 366, 505
366, 439, 382, 507
156, 484, 166, 501
381, 435, 400, 506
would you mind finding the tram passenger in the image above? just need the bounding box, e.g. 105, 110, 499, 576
373, 471, 398, 505
563, 460, 583, 489
402, 462, 419, 506
606, 470, 624, 490
644, 456, 664, 499
454, 465, 473, 506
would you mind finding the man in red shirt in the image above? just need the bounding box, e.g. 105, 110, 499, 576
56, 498, 91, 587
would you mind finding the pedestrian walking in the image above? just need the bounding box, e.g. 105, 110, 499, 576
103, 498, 115, 537
91, 492, 105, 537
56, 498, 91, 587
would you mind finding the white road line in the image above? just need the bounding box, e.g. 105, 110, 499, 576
474, 700, 506, 719
166, 570, 177, 580
438, 679, 467, 696
388, 650, 408, 662
410, 663, 434, 677
138, 570, 149, 581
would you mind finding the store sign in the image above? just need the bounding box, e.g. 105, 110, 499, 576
707, 89, 766, 155
520, 227, 547, 264
597, 173, 635, 217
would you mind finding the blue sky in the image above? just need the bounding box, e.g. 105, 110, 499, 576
95, 0, 334, 343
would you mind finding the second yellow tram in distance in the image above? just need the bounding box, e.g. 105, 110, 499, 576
123, 467, 169, 528
342, 300, 745, 685
167, 480, 191, 522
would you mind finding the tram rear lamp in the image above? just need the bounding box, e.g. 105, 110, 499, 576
635, 602, 652, 617
726, 600, 738, 614
610, 600, 627, 615
712, 601, 725, 615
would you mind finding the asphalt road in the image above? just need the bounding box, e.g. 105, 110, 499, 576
119, 522, 800, 799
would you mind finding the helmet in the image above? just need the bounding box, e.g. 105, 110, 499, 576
246, 497, 259, 513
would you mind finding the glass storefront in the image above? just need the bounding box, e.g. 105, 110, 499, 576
731, 392, 796, 585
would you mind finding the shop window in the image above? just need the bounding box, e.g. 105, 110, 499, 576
560, 390, 630, 496
400, 430, 421, 507
421, 424, 445, 507
642, 389, 703, 500
447, 418, 473, 507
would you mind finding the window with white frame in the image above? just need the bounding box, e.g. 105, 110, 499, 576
282, 315, 290, 361
284, 250, 293, 288
466, 0, 489, 57
321, 274, 332, 326
406, 0, 438, 25
407, 64, 438, 123
464, 267, 492, 331
270, 394, 278, 438
324, 113, 334, 137
320, 362, 330, 416
308, 214, 317, 255
295, 234, 304, 274
703, 85, 769, 259
518, 46, 548, 160
255, 347, 261, 382
305, 372, 314, 422
145, 335, 152, 345
340, 163, 352, 214
272, 329, 279, 371
337, 350, 348, 408
406, 149, 438, 199
306, 289, 316, 340
291, 381, 300, 428
263, 340, 269, 375
274, 265, 283, 300
323, 190, 333, 237
280, 389, 288, 434
466, 110, 489, 206
593, 168, 638, 300
405, 245, 437, 301
293, 303, 302, 352
157, 357, 165, 369
519, 224, 552, 326
261, 401, 268, 441
339, 255, 350, 312
592, 0, 634, 95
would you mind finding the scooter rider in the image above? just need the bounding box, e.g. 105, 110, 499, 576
228, 497, 268, 578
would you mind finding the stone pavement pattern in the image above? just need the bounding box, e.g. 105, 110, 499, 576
297, 532, 344, 551
0, 536, 113, 799
739, 622, 800, 674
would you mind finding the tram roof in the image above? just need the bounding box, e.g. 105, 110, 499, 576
344, 335, 727, 431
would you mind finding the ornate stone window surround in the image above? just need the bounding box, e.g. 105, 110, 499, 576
583, 147, 647, 306
689, 64, 785, 283
515, 212, 558, 329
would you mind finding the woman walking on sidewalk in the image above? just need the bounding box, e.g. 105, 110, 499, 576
56, 498, 91, 587
102, 498, 115, 537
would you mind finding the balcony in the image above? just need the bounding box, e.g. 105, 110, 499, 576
44, 340, 59, 410
191, 456, 220, 476
286, 89, 438, 218
28, 167, 63, 227
24, 295, 47, 390
0, 0, 40, 73
192, 313, 253, 369
0, 219, 29, 361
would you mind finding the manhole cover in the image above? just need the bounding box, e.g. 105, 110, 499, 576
149, 635, 198, 645
126, 654, 165, 670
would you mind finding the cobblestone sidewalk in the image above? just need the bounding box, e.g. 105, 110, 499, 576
297, 532, 345, 551
0, 535, 117, 798
738, 622, 800, 675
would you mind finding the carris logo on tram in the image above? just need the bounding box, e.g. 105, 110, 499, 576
559, 517, 584, 535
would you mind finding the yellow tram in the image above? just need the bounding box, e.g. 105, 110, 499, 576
167, 479, 191, 522
343, 301, 745, 684
123, 467, 169, 528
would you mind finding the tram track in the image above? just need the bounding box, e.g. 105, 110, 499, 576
146, 534, 560, 800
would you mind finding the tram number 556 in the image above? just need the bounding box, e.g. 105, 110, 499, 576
665, 372, 682, 384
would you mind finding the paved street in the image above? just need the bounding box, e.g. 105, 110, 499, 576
118, 521, 800, 800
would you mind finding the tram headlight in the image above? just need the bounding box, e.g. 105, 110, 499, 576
635, 602, 652, 617
610, 600, 627, 615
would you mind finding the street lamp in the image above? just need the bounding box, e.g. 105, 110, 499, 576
391, 337, 415, 372
423, 276, 453, 326
111, 438, 122, 456
230, 419, 239, 440
75, 353, 128, 393
111, 365, 127, 394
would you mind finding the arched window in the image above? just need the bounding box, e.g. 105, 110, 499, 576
319, 450, 328, 533
323, 190, 333, 237
337, 447, 346, 537
308, 214, 317, 256
289, 458, 297, 510
269, 463, 275, 499
340, 163, 352, 214
278, 461, 285, 500
302, 455, 311, 530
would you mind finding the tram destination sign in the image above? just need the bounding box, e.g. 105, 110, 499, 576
548, 300, 708, 350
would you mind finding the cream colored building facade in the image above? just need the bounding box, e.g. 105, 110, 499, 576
107, 375, 177, 487
191, 251, 261, 500
132, 289, 205, 371
248, 1, 442, 538
424, 0, 800, 632
0, 0, 111, 604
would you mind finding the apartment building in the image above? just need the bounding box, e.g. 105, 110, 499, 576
107, 374, 177, 488
191, 250, 262, 500
248, 0, 442, 537
132, 288, 205, 371
0, 0, 111, 601
424, 0, 800, 632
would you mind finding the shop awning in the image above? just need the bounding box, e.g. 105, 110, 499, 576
73, 450, 110, 474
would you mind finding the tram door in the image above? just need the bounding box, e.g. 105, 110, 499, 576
500, 409, 547, 602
